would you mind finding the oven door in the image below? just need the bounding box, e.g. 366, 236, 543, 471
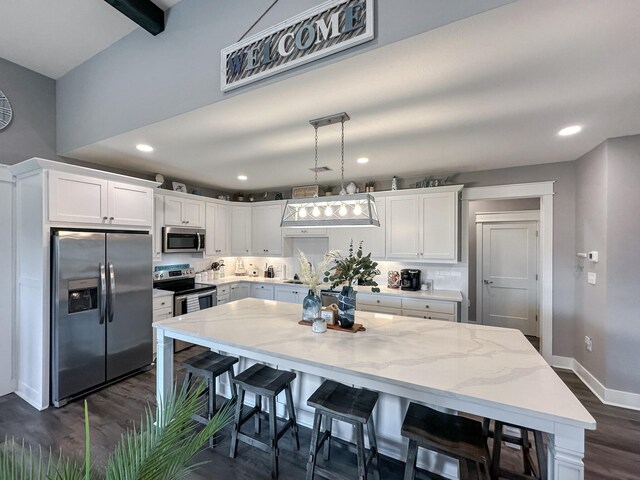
162, 227, 205, 253
173, 289, 217, 352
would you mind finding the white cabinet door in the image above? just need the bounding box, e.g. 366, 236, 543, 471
183, 199, 205, 227
205, 203, 229, 256
107, 181, 152, 226
329, 195, 386, 258
385, 195, 421, 259
420, 192, 458, 262
252, 204, 283, 256
275, 286, 307, 304
231, 206, 252, 256
153, 195, 164, 260
251, 284, 274, 300
49, 171, 108, 224
164, 197, 184, 226
238, 283, 250, 299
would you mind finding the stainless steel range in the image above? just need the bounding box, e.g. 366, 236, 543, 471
153, 266, 217, 351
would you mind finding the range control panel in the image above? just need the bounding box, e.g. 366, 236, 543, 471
153, 267, 195, 281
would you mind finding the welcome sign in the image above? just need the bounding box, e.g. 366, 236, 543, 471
221, 0, 374, 91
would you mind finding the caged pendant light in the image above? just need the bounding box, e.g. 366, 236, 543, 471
281, 112, 380, 228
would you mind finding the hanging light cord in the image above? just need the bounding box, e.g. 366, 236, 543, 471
340, 117, 345, 192
314, 124, 319, 194
238, 0, 279, 42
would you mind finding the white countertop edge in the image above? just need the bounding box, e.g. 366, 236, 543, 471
153, 288, 174, 298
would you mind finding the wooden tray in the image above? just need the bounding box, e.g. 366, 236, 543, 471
298, 320, 366, 333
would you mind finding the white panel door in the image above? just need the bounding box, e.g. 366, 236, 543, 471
183, 199, 205, 227
420, 192, 457, 262
481, 222, 538, 336
107, 181, 152, 226
48, 171, 107, 224
386, 196, 421, 259
231, 206, 252, 255
163, 197, 184, 226
205, 203, 229, 256
252, 205, 283, 255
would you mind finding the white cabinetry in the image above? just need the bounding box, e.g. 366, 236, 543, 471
205, 202, 229, 256
251, 284, 275, 300
49, 171, 152, 227
274, 285, 307, 304
230, 283, 250, 302
385, 189, 459, 263
231, 205, 252, 256
357, 293, 402, 315
217, 284, 230, 305
401, 298, 457, 322
153, 194, 164, 261
164, 196, 205, 227
251, 204, 286, 256
153, 292, 174, 358
329, 195, 386, 258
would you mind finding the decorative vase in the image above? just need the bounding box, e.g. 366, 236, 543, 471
337, 286, 357, 328
302, 290, 322, 322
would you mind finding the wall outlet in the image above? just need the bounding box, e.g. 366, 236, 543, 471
588, 251, 599, 262
585, 336, 593, 352
587, 272, 597, 285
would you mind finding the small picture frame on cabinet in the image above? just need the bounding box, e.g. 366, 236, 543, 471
172, 182, 187, 193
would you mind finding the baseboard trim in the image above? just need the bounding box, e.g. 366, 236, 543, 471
551, 356, 640, 412
16, 381, 47, 411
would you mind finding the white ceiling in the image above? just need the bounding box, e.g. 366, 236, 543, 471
0, 0, 182, 79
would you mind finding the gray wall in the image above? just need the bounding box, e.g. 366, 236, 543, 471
0, 57, 57, 164
468, 198, 540, 323
56, 0, 514, 154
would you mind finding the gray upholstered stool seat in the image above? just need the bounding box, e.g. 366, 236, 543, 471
181, 350, 238, 447
306, 380, 380, 480
401, 402, 491, 480
229, 363, 299, 479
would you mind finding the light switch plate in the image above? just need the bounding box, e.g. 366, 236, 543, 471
587, 272, 597, 285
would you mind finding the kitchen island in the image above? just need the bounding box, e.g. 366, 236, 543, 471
154, 298, 595, 480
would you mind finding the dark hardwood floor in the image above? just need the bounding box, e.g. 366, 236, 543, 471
0, 348, 638, 479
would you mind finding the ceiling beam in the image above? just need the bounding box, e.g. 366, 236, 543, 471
104, 0, 165, 36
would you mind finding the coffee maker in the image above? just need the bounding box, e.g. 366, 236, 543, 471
400, 269, 421, 291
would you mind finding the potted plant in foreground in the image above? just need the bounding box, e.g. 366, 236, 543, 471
324, 241, 380, 328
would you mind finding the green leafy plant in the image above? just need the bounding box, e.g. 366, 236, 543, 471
0, 382, 234, 480
323, 240, 380, 292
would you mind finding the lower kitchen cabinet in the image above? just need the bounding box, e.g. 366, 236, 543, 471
217, 284, 230, 305
401, 309, 456, 322
153, 292, 174, 358
251, 284, 275, 300
356, 292, 458, 321
230, 282, 250, 301
274, 285, 307, 304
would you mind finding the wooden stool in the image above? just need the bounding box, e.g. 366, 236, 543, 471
401, 403, 491, 480
305, 380, 380, 480
181, 350, 238, 448
483, 419, 547, 480
229, 364, 299, 479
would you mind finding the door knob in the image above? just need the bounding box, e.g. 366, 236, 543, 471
483, 280, 494, 285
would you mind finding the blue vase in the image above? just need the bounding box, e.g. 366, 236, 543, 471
302, 290, 321, 321
337, 286, 357, 328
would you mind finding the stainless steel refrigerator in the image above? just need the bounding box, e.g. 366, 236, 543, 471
51, 230, 152, 407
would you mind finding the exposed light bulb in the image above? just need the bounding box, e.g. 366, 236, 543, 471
354, 204, 362, 216
339, 205, 348, 216
312, 206, 321, 217
325, 206, 333, 216
299, 207, 307, 218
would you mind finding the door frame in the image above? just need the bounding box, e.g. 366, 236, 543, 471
476, 212, 540, 336
0, 166, 16, 397
461, 182, 554, 363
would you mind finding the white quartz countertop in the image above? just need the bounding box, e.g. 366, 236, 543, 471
153, 288, 174, 298
154, 298, 595, 429
202, 276, 462, 302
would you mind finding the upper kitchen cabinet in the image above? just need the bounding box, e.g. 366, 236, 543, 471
205, 202, 229, 256
164, 196, 205, 227
251, 203, 289, 256
328, 194, 386, 258
385, 186, 462, 263
48, 171, 152, 227
230, 205, 252, 256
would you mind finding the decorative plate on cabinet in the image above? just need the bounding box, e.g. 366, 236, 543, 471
0, 90, 13, 131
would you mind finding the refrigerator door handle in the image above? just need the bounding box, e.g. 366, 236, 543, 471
99, 263, 106, 324
108, 262, 116, 323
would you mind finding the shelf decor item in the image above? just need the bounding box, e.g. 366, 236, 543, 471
324, 241, 380, 328
172, 181, 187, 192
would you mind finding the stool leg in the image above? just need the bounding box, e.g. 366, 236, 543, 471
322, 416, 332, 461
227, 369, 237, 400
491, 421, 503, 480
306, 411, 323, 480
535, 430, 547, 480
482, 418, 490, 439
366, 416, 380, 480
284, 385, 300, 450
208, 377, 216, 448
521, 427, 532, 476
269, 396, 279, 479
355, 423, 367, 480
230, 387, 245, 459
403, 439, 418, 480
255, 395, 262, 434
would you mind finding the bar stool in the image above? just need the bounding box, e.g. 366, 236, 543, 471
401, 403, 491, 480
229, 363, 299, 479
181, 350, 238, 447
306, 380, 380, 480
483, 418, 547, 480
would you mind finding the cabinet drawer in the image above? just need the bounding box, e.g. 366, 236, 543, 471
153, 306, 173, 319
217, 285, 230, 296
357, 293, 402, 309
401, 298, 455, 314
358, 305, 402, 315
401, 309, 456, 322
217, 293, 230, 303
153, 296, 173, 310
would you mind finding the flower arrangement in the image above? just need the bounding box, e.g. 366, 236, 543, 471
297, 250, 334, 295
323, 241, 381, 292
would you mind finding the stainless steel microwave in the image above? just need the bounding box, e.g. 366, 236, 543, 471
162, 227, 206, 253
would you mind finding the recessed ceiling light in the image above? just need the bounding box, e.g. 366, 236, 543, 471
237, 175, 248, 181
357, 157, 369, 164
136, 144, 154, 152
558, 125, 582, 136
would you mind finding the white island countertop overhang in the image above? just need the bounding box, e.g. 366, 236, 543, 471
154, 298, 595, 479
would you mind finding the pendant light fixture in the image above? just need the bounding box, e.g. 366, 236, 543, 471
281, 112, 380, 228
